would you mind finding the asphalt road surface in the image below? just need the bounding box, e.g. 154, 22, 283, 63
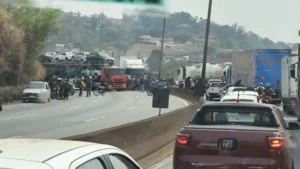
0, 91, 189, 139
149, 98, 300, 169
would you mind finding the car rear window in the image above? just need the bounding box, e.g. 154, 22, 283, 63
233, 87, 255, 92
221, 99, 254, 102
191, 106, 278, 127
211, 83, 225, 87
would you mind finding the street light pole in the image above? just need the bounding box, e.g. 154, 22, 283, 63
99, 12, 104, 51
158, 17, 166, 116
200, 0, 213, 101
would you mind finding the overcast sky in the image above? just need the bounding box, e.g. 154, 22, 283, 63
33, 0, 300, 43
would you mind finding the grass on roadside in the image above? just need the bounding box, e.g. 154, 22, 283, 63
0, 86, 25, 104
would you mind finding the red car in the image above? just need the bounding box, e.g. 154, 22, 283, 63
174, 102, 299, 169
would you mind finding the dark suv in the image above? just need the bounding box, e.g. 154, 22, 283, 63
86, 52, 115, 65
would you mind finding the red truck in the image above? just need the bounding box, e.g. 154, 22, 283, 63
101, 66, 126, 91
174, 102, 299, 169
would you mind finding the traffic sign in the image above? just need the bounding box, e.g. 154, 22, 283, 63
64, 0, 164, 6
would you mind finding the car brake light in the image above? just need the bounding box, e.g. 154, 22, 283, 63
266, 95, 269, 98
176, 133, 190, 145
290, 100, 295, 103
268, 137, 285, 149
234, 98, 242, 101
211, 88, 214, 91
260, 94, 263, 97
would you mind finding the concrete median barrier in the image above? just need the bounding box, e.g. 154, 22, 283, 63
62, 87, 202, 168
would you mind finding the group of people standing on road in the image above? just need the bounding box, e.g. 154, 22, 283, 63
126, 76, 148, 92
78, 76, 93, 97
49, 76, 72, 100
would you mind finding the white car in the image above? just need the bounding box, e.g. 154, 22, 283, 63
221, 86, 245, 98
73, 52, 89, 63
206, 82, 225, 100
0, 139, 142, 169
220, 94, 260, 103
22, 81, 51, 103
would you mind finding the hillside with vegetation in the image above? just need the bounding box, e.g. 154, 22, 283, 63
47, 9, 295, 55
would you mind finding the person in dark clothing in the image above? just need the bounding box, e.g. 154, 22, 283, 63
264, 83, 272, 95
140, 77, 145, 92
86, 76, 92, 97
62, 79, 70, 100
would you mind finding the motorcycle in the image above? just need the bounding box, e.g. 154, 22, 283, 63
93, 84, 105, 96
147, 89, 153, 96
50, 86, 58, 99
68, 83, 76, 96
262, 94, 272, 104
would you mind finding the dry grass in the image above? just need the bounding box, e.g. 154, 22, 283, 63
0, 86, 25, 104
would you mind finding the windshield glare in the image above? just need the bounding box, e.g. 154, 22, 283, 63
28, 83, 45, 89
106, 68, 125, 75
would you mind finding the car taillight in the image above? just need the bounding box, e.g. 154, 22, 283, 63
268, 137, 285, 149
266, 95, 269, 98
260, 94, 263, 97
290, 99, 295, 103
176, 133, 190, 145
211, 88, 214, 91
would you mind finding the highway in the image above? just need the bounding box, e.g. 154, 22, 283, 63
149, 100, 300, 169
0, 91, 189, 139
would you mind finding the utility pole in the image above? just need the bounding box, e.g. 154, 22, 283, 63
158, 17, 166, 116
99, 12, 104, 51
199, 0, 213, 101
298, 31, 300, 99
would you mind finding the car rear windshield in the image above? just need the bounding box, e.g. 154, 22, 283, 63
211, 83, 225, 87
233, 87, 255, 92
221, 99, 254, 102
191, 106, 278, 127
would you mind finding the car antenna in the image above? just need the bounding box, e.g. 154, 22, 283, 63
237, 90, 240, 103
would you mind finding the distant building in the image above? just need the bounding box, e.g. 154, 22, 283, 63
138, 35, 174, 46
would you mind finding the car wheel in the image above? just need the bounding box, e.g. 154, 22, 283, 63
22, 99, 26, 103
209, 95, 213, 101
48, 97, 51, 102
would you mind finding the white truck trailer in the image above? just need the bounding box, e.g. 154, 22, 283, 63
281, 52, 298, 115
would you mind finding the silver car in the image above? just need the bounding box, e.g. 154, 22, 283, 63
22, 81, 51, 103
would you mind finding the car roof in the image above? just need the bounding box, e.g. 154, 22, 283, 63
202, 102, 274, 108
232, 91, 258, 95
0, 139, 111, 162
221, 94, 257, 100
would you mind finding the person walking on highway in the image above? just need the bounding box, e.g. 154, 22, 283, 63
86, 76, 92, 97
62, 79, 70, 100
140, 77, 145, 92
79, 78, 85, 97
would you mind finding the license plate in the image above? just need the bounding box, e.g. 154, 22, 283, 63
219, 138, 237, 151
29, 95, 36, 98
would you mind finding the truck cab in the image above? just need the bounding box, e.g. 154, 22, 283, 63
101, 67, 126, 91
281, 53, 298, 116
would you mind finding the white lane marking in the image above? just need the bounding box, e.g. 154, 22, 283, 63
0, 114, 35, 120
92, 100, 97, 102
6, 136, 22, 139
126, 107, 135, 111
68, 105, 81, 109
138, 100, 142, 103
173, 96, 189, 106
148, 155, 173, 169
84, 115, 106, 122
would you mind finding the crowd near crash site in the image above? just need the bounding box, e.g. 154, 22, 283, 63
1, 0, 300, 169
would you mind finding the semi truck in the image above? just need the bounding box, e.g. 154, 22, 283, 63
101, 66, 127, 91
231, 49, 292, 104
281, 52, 298, 115
176, 62, 231, 82
119, 56, 145, 77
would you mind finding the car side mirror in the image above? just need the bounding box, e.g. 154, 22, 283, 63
287, 122, 299, 130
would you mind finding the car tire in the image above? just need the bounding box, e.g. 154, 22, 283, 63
209, 95, 213, 101
48, 97, 51, 102
22, 99, 26, 103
